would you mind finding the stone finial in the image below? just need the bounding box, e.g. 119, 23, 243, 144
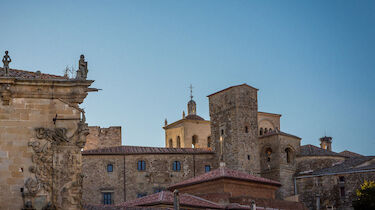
182, 111, 185, 118
2, 50, 12, 76
164, 118, 168, 126
76, 54, 88, 80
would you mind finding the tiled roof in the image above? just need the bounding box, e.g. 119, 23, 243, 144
82, 145, 214, 155
168, 167, 281, 189
184, 114, 205, 121
339, 150, 363, 157
0, 68, 66, 79
299, 144, 345, 157
118, 191, 223, 209
298, 156, 375, 176
207, 83, 258, 97
259, 130, 301, 140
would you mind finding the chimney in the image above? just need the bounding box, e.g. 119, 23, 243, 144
320, 136, 332, 151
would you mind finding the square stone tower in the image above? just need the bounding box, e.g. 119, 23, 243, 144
208, 84, 260, 175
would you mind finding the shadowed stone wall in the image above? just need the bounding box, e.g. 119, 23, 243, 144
84, 126, 121, 150
296, 172, 375, 210
82, 153, 216, 205
208, 85, 260, 175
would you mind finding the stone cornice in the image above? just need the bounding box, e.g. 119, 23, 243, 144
0, 77, 96, 105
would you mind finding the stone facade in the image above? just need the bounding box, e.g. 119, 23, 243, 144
0, 65, 94, 210
79, 83, 375, 210
259, 133, 301, 199
296, 172, 375, 210
82, 152, 216, 204
208, 84, 260, 175
84, 126, 121, 151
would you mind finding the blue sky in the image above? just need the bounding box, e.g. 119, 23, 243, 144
1, 0, 374, 155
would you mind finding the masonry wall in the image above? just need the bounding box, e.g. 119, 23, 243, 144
209, 86, 260, 175
296, 172, 375, 210
82, 153, 217, 205
0, 98, 81, 210
296, 156, 346, 174
259, 134, 300, 199
84, 126, 122, 150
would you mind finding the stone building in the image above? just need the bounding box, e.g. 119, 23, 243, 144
83, 84, 375, 210
0, 53, 96, 210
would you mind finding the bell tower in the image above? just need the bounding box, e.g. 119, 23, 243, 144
208, 84, 260, 175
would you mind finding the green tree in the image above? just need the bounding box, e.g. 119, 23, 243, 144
353, 180, 375, 210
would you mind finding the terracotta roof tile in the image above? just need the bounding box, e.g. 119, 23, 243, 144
82, 145, 214, 155
118, 191, 223, 209
168, 167, 281, 189
1, 68, 67, 79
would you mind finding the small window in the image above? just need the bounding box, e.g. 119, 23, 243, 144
172, 161, 181, 171
177, 136, 181, 148
137, 160, 146, 171
137, 193, 147, 198
339, 176, 345, 183
192, 135, 198, 148
245, 126, 249, 133
205, 165, 211, 173
221, 129, 224, 135
285, 148, 292, 163
260, 128, 263, 135
103, 192, 113, 205
107, 164, 113, 172
266, 148, 272, 162
340, 187, 345, 197
247, 155, 250, 160
207, 136, 211, 148
169, 139, 173, 148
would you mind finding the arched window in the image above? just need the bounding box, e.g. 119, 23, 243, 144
260, 128, 263, 135
265, 148, 272, 162
192, 135, 198, 148
207, 136, 211, 148
285, 148, 292, 163
169, 139, 173, 148
269, 128, 272, 132
137, 160, 146, 171
245, 126, 249, 133
172, 161, 181, 171
265, 128, 268, 134
177, 136, 181, 148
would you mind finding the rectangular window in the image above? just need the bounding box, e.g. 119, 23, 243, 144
205, 165, 211, 173
103, 192, 113, 205
340, 187, 345, 197
107, 164, 113, 172
137, 160, 146, 171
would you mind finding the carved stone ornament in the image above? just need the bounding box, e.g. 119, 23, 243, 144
25, 177, 40, 195
26, 111, 89, 209
0, 84, 11, 105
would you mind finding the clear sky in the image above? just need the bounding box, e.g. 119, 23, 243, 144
1, 0, 374, 155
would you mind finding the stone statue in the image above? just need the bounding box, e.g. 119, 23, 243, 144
2, 51, 11, 76
76, 54, 88, 80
